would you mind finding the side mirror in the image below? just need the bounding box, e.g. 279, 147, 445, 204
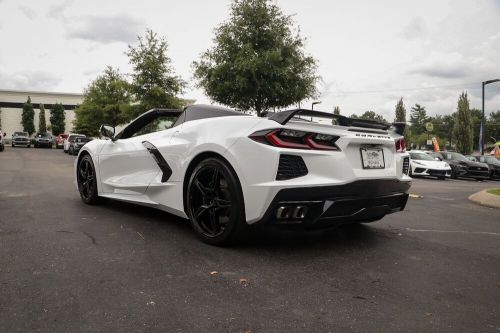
435, 157, 441, 161
100, 125, 115, 140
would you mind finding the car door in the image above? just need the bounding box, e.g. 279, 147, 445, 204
98, 111, 180, 196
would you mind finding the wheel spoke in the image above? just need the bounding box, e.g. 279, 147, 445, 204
209, 167, 219, 190
194, 205, 209, 219
214, 198, 232, 210
208, 208, 219, 233
194, 179, 208, 196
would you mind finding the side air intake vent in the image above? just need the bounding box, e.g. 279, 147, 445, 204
402, 156, 410, 175
276, 155, 308, 180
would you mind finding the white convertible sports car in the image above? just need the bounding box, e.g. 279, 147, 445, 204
408, 150, 451, 179
75, 105, 411, 245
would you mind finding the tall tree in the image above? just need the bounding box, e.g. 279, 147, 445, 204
73, 66, 132, 137
394, 97, 406, 122
21, 96, 35, 135
453, 92, 473, 154
333, 106, 340, 115
193, 0, 319, 116
38, 103, 47, 133
409, 104, 428, 135
50, 103, 65, 136
126, 29, 185, 118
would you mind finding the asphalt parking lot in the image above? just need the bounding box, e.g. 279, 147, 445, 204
1, 147, 499, 332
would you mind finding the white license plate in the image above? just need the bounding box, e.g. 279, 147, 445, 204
360, 148, 385, 169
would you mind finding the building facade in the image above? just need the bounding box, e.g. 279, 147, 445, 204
0, 89, 83, 138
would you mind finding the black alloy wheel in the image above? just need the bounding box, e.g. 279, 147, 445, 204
77, 155, 99, 204
186, 158, 247, 246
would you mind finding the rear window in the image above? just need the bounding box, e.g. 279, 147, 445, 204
75, 138, 91, 143
69, 135, 85, 140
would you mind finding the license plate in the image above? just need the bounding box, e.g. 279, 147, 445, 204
360, 148, 385, 169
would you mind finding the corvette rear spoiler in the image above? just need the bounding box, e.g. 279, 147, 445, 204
267, 109, 405, 134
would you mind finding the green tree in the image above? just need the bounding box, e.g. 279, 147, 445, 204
487, 111, 500, 144
333, 106, 340, 115
126, 29, 185, 119
453, 92, 473, 154
409, 104, 428, 134
74, 66, 132, 137
193, 0, 319, 116
469, 108, 483, 151
38, 103, 47, 133
21, 96, 35, 135
50, 103, 65, 136
394, 97, 406, 122
358, 110, 387, 123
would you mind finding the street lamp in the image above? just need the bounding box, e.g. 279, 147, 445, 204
311, 101, 321, 110
481, 79, 500, 155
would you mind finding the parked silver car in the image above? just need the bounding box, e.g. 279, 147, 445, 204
12, 132, 31, 148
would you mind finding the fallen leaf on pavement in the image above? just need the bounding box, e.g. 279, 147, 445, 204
239, 278, 248, 286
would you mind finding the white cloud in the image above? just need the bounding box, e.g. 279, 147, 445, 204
19, 5, 37, 20
0, 70, 61, 91
66, 14, 145, 44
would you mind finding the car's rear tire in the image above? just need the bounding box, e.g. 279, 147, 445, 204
77, 154, 100, 205
186, 157, 248, 246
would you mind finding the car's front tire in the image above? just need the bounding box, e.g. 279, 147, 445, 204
77, 154, 100, 205
186, 157, 248, 246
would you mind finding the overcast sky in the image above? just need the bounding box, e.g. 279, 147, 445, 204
0, 0, 499, 120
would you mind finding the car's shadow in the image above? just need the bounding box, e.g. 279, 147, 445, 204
97, 198, 391, 254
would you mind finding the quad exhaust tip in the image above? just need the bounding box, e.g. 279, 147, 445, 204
276, 205, 308, 220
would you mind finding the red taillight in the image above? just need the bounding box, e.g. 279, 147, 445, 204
249, 129, 340, 151
395, 138, 406, 153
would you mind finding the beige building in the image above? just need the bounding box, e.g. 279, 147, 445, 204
0, 89, 83, 138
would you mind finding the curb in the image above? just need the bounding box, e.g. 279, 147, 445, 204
468, 190, 500, 209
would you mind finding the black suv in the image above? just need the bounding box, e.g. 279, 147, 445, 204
430, 151, 489, 180
468, 155, 500, 180
34, 132, 53, 148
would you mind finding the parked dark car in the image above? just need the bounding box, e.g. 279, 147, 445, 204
468, 155, 500, 180
429, 151, 489, 180
68, 137, 92, 155
12, 131, 31, 148
34, 132, 53, 148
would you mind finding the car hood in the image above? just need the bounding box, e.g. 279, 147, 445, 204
411, 160, 450, 168
449, 160, 488, 168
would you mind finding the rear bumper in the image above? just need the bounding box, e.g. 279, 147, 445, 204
256, 179, 411, 228
35, 141, 52, 147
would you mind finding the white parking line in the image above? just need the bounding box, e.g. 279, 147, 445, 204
405, 228, 500, 236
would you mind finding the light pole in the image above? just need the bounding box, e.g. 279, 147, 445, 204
311, 101, 321, 110
482, 79, 500, 155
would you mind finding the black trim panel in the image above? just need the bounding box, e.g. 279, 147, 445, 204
257, 179, 411, 228
142, 141, 172, 182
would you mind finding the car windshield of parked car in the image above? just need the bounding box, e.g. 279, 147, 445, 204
14, 132, 28, 137
483, 156, 500, 164
75, 138, 91, 143
443, 152, 468, 161
409, 152, 434, 161
36, 133, 50, 138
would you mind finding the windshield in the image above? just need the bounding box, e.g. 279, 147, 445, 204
75, 138, 91, 143
14, 132, 28, 137
36, 133, 50, 138
442, 152, 468, 162
410, 152, 434, 161
484, 156, 500, 165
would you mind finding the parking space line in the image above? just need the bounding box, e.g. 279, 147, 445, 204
405, 228, 500, 236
